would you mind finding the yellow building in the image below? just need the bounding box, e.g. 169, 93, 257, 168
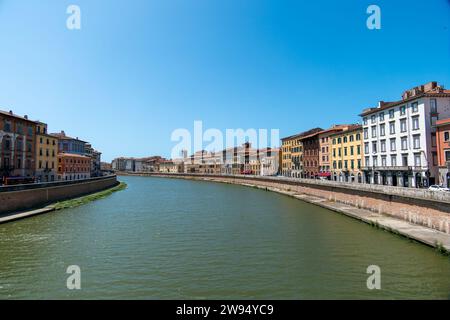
281, 135, 295, 177
35, 122, 58, 182
330, 125, 363, 183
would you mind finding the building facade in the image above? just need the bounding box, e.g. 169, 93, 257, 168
318, 125, 350, 179
281, 136, 294, 177
301, 128, 323, 179
35, 122, 58, 182
51, 131, 87, 155
436, 118, 450, 187
57, 153, 91, 181
361, 82, 450, 188
330, 125, 363, 183
159, 160, 183, 173
0, 110, 36, 184
85, 143, 102, 177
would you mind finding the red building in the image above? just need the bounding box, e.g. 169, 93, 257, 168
436, 118, 450, 187
0, 110, 37, 184
300, 128, 323, 179
57, 153, 91, 181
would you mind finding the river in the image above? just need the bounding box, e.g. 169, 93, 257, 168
0, 175, 449, 299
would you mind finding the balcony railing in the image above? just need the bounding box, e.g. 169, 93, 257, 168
361, 166, 423, 171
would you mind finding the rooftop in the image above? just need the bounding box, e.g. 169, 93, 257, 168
360, 82, 450, 117
0, 109, 37, 123
50, 131, 87, 143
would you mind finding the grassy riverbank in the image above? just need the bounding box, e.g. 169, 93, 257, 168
52, 181, 127, 211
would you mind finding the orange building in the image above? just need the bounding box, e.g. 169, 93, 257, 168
57, 153, 91, 181
436, 118, 450, 187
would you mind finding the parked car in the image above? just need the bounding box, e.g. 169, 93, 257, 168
428, 185, 448, 192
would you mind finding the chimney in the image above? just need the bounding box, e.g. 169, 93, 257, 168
378, 101, 385, 108
24, 115, 28, 120
9, 110, 13, 115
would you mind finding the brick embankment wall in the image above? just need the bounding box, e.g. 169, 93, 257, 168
0, 176, 119, 214
144, 173, 450, 235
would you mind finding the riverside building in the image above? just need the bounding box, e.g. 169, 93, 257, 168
330, 125, 363, 183
0, 110, 36, 184
300, 128, 323, 179
318, 125, 350, 180
360, 82, 450, 187
436, 118, 450, 187
35, 121, 58, 182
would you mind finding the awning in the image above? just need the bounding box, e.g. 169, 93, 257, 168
318, 172, 331, 177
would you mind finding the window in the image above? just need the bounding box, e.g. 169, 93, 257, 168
400, 119, 407, 132
380, 124, 385, 136
351, 160, 355, 169
381, 156, 387, 167
401, 137, 408, 150
344, 147, 348, 156
356, 133, 361, 141
371, 115, 376, 124
413, 135, 420, 149
380, 140, 386, 152
389, 121, 395, 135
414, 154, 421, 167
391, 155, 397, 166
379, 112, 385, 121
364, 128, 369, 139
402, 155, 408, 166
389, 109, 395, 119
412, 116, 419, 130
445, 151, 450, 162
349, 135, 354, 142
372, 141, 377, 153
373, 156, 378, 167
350, 146, 354, 155
390, 138, 396, 151
357, 145, 361, 155
445, 132, 450, 142
365, 156, 370, 167
431, 116, 438, 126
4, 121, 11, 132
430, 99, 437, 113
400, 105, 406, 116
357, 159, 361, 169
371, 126, 377, 138
433, 152, 438, 166
411, 102, 418, 113
364, 143, 369, 154
343, 136, 347, 143
363, 117, 368, 125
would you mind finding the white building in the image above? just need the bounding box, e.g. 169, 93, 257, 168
360, 82, 450, 188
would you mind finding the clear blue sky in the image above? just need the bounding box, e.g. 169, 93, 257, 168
0, 0, 449, 161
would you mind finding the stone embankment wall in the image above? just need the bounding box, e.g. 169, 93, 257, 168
142, 173, 450, 235
0, 175, 119, 214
